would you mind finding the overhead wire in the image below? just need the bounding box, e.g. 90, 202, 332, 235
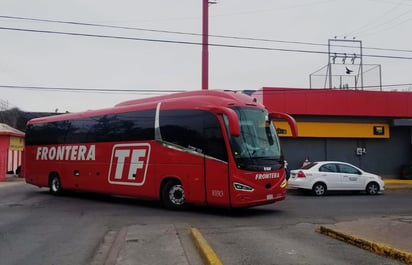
345, 0, 407, 36
0, 26, 331, 56
0, 85, 185, 94
2, 83, 412, 95
1, 14, 412, 98
1, 15, 412, 54
1, 26, 412, 60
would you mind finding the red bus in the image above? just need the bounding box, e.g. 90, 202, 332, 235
23, 90, 297, 209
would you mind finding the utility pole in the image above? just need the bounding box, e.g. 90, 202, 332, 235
202, 0, 216, 90
0, 99, 9, 111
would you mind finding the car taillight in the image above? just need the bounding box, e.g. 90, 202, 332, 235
297, 171, 306, 178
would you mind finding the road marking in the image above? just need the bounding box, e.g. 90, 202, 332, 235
191, 227, 223, 265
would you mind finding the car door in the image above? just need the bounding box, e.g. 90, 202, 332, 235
338, 163, 364, 190
318, 163, 341, 189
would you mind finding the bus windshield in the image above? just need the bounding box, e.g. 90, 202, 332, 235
228, 107, 282, 171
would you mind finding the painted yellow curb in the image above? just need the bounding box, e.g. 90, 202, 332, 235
384, 179, 412, 190
384, 179, 412, 185
385, 185, 412, 190
317, 226, 412, 265
191, 227, 223, 265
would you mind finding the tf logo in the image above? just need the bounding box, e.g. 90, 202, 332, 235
108, 143, 151, 186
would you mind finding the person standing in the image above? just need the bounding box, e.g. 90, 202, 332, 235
301, 157, 311, 168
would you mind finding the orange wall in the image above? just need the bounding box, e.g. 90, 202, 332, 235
274, 121, 389, 138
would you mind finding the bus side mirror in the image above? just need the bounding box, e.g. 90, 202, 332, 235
269, 112, 298, 137
212, 107, 241, 137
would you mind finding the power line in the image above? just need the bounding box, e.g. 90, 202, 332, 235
2, 15, 412, 54
1, 26, 412, 60
345, 0, 407, 37
2, 83, 412, 94
0, 15, 328, 48
0, 26, 329, 55
0, 85, 185, 94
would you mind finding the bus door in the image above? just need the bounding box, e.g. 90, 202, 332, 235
204, 157, 230, 207
203, 114, 231, 207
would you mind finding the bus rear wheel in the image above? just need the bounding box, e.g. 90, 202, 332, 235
49, 174, 62, 195
161, 180, 185, 210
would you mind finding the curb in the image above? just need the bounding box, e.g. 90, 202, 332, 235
317, 226, 412, 265
385, 185, 412, 191
105, 227, 128, 265
384, 179, 412, 191
384, 179, 412, 185
191, 228, 223, 265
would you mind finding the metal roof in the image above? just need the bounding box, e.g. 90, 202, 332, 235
0, 123, 25, 137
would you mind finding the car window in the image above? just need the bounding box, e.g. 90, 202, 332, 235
319, 163, 338, 172
338, 164, 361, 174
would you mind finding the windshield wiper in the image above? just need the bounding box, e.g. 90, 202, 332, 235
251, 156, 281, 162
259, 157, 282, 166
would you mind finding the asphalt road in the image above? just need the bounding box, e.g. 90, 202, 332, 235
0, 182, 410, 265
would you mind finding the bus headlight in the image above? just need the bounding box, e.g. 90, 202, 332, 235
233, 182, 254, 192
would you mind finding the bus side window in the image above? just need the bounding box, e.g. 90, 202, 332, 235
26, 121, 69, 145
203, 115, 227, 162
88, 110, 155, 142
160, 110, 204, 149
159, 110, 227, 162
67, 119, 92, 143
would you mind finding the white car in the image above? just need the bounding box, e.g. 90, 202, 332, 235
288, 161, 384, 196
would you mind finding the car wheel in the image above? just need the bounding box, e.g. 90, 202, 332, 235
161, 180, 186, 210
49, 174, 62, 195
312, 182, 326, 196
366, 182, 379, 195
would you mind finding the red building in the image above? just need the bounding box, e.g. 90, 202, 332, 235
0, 123, 25, 181
254, 87, 412, 178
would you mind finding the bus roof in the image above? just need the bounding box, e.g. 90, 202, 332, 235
115, 90, 258, 107
27, 90, 263, 125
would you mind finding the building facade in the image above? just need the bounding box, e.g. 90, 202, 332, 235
255, 87, 412, 178
0, 123, 25, 181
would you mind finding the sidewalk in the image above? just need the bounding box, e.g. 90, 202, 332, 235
318, 216, 412, 264
0, 174, 25, 188
91, 224, 215, 265
101, 217, 412, 265
3, 174, 25, 182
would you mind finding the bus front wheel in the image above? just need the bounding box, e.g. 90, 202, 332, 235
49, 174, 62, 195
161, 180, 185, 210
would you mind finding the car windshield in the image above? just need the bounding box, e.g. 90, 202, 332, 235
227, 107, 282, 171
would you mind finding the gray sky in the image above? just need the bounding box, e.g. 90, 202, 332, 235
1, 0, 412, 112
